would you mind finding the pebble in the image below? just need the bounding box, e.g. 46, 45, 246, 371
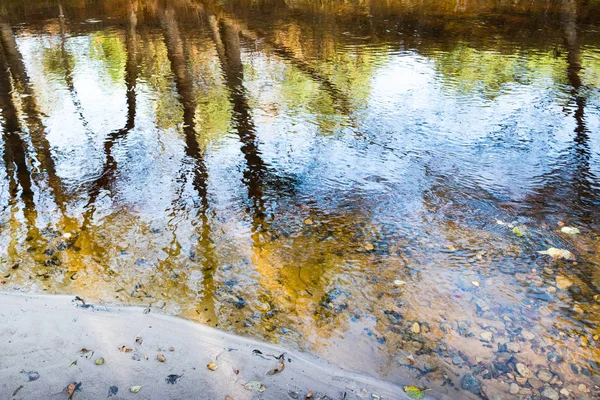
547, 352, 562, 363
509, 383, 519, 395
519, 387, 533, 396
559, 388, 569, 396
474, 298, 489, 311
506, 342, 520, 353
461, 374, 481, 395
537, 369, 553, 383
522, 330, 535, 340
516, 363, 533, 378
411, 322, 421, 334
528, 377, 543, 389
540, 387, 559, 400
452, 356, 464, 365
555, 276, 573, 290
578, 383, 590, 393
480, 331, 493, 342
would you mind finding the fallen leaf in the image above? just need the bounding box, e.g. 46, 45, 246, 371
157, 354, 166, 362
305, 391, 314, 399
512, 226, 525, 237
67, 383, 76, 399
108, 386, 118, 397
561, 226, 580, 235
66, 382, 81, 400
244, 381, 266, 392
233, 369, 240, 375
95, 357, 105, 365
364, 243, 374, 251
207, 362, 218, 371
135, 337, 143, 345
304, 219, 313, 225
226, 397, 233, 400
538, 248, 575, 260
69, 360, 77, 367
495, 219, 506, 225
403, 385, 425, 400
130, 385, 142, 393
118, 345, 133, 352
80, 348, 90, 354
166, 374, 183, 384
12, 385, 23, 397
267, 362, 285, 375
471, 281, 480, 288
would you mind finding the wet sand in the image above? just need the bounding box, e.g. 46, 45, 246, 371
0, 292, 409, 400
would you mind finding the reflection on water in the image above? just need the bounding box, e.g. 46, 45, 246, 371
1, 0, 600, 397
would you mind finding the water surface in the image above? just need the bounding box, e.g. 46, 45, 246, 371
1, 0, 600, 398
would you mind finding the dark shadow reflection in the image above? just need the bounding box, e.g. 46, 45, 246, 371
200, 0, 353, 116
58, 3, 93, 137
81, 0, 139, 229
0, 22, 67, 217
159, 3, 218, 325
207, 15, 270, 236
0, 40, 42, 249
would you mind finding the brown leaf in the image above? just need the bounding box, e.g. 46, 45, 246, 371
267, 363, 285, 375
233, 369, 240, 375
157, 354, 166, 362
305, 391, 313, 399
118, 345, 133, 352
67, 383, 76, 399
207, 362, 218, 371
135, 337, 143, 345
226, 397, 233, 400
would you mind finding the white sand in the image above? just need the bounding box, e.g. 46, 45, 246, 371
0, 293, 412, 399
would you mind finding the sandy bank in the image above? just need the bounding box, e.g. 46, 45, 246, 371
0, 293, 411, 399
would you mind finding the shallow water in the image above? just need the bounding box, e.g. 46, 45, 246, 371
1, 0, 600, 398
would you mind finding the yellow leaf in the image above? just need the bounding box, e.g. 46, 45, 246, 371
561, 226, 580, 235
130, 385, 142, 393
403, 385, 425, 399
207, 361, 218, 371
538, 248, 575, 260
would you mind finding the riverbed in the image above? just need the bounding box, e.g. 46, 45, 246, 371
1, 0, 599, 398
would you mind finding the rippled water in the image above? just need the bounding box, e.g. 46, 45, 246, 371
1, 0, 600, 398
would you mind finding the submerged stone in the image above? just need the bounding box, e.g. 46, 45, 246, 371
461, 374, 481, 395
